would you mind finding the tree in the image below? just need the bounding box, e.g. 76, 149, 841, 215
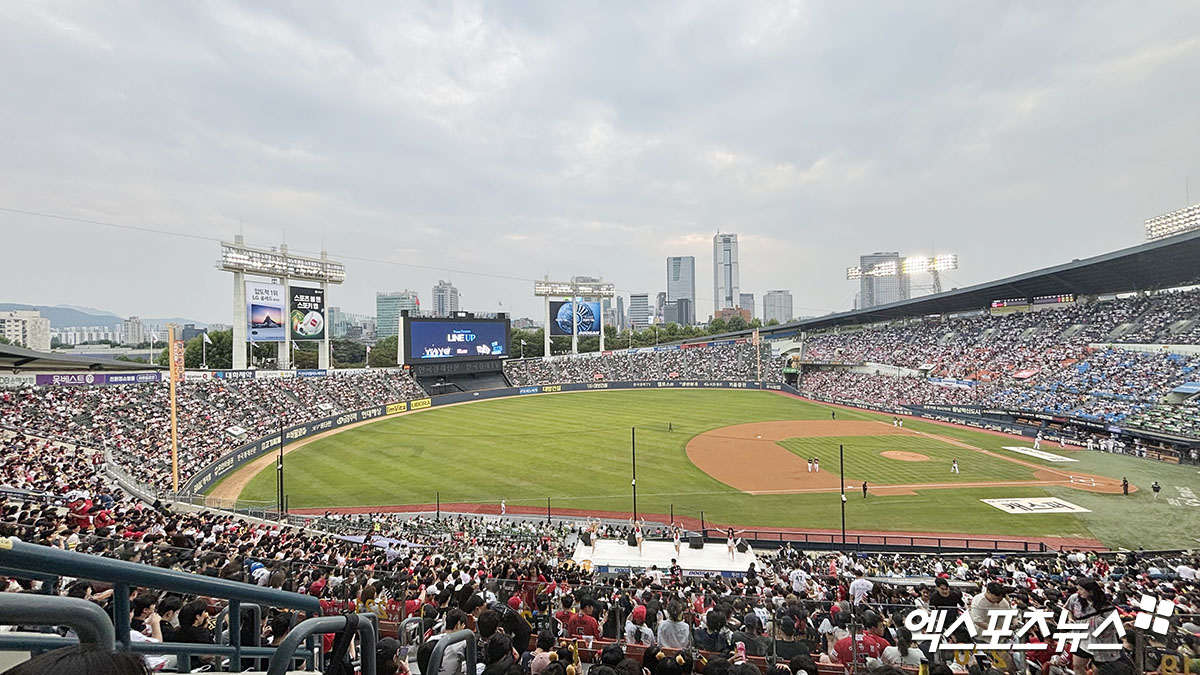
331, 339, 367, 367
368, 336, 399, 367
766, 318, 780, 326
510, 328, 545, 358
708, 317, 727, 334
186, 330, 233, 369
726, 315, 749, 331
292, 346, 319, 369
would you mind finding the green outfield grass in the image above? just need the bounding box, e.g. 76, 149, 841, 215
226, 389, 1200, 548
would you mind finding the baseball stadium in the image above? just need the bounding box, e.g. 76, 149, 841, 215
5, 4, 1200, 671
2, 230, 1199, 673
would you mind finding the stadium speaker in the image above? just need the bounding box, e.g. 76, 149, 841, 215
581, 532, 592, 546
627, 533, 638, 547
688, 535, 704, 549
736, 542, 748, 553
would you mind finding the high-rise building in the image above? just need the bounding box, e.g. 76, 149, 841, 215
376, 290, 420, 338
122, 316, 146, 346
666, 256, 696, 325
1145, 202, 1200, 241
713, 233, 740, 316
739, 293, 755, 320
431, 280, 460, 316
763, 290, 793, 324
616, 296, 626, 331
0, 310, 51, 351
857, 252, 910, 309
655, 292, 667, 324
629, 294, 651, 330
675, 299, 692, 327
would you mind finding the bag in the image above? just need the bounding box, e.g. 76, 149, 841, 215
324, 613, 359, 675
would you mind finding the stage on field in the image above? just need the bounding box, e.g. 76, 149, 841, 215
571, 538, 758, 579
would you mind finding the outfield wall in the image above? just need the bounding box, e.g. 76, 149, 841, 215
185, 380, 795, 496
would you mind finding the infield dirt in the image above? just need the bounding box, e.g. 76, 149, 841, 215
685, 420, 1125, 496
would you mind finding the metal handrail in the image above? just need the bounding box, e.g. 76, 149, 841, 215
267, 613, 379, 675
427, 628, 478, 675
0, 594, 115, 649
0, 536, 319, 665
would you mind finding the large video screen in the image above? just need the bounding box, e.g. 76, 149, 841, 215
405, 318, 510, 364
549, 300, 601, 336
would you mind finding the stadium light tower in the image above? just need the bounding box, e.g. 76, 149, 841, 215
533, 277, 616, 355
846, 253, 958, 295
218, 235, 346, 370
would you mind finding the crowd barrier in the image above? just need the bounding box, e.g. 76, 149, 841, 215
182, 380, 795, 496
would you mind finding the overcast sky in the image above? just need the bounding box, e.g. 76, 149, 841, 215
2, 1, 1198, 324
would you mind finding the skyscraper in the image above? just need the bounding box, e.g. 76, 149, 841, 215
739, 293, 755, 320
666, 256, 696, 325
616, 296, 626, 331
655, 292, 667, 324
629, 294, 651, 330
857, 252, 910, 309
375, 290, 420, 338
431, 280, 460, 316
713, 233, 740, 316
763, 291, 793, 324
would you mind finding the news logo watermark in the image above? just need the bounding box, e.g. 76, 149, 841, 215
903, 607, 1131, 652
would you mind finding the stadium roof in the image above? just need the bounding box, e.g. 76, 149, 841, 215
0, 344, 164, 372
694, 229, 1200, 341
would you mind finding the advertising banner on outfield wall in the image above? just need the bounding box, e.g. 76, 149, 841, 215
34, 372, 162, 387
246, 281, 286, 343
549, 300, 602, 336
0, 373, 37, 389
289, 286, 325, 341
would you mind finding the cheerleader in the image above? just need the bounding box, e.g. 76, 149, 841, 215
586, 516, 601, 555
630, 518, 645, 555
672, 525, 683, 557
726, 528, 745, 560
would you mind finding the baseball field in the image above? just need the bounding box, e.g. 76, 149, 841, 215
216, 389, 1200, 549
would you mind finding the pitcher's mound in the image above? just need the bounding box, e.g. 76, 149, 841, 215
881, 451, 929, 462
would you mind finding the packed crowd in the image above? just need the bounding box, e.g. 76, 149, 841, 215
0, 371, 426, 491
505, 344, 781, 386
4, 452, 1197, 675
799, 291, 1200, 438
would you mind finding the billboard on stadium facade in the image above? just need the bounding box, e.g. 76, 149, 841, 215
246, 281, 285, 342
289, 286, 326, 341
549, 300, 601, 336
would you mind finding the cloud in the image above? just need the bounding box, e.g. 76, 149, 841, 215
1, 0, 1199, 322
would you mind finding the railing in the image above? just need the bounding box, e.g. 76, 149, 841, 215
0, 537, 322, 670
267, 613, 378, 675
426, 628, 477, 675
702, 528, 1053, 553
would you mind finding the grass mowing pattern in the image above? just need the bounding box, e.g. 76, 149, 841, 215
231, 389, 1200, 546
778, 434, 1035, 485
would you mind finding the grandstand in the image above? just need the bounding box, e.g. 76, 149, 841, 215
1, 235, 1198, 672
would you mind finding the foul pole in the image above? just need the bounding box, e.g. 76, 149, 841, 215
168, 325, 180, 493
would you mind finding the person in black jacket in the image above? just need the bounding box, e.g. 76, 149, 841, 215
174, 599, 214, 671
